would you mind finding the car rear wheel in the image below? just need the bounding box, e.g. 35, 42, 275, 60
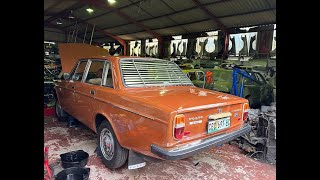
97, 121, 128, 169
55, 99, 68, 122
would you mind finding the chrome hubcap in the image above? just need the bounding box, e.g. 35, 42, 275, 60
100, 128, 114, 160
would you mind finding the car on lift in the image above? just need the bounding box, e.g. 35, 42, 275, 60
54, 43, 252, 170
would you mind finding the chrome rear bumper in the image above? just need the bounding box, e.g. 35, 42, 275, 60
151, 124, 252, 160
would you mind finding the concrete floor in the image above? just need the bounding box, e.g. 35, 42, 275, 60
44, 116, 276, 180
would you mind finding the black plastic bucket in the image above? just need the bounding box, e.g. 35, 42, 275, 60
60, 150, 89, 169
55, 167, 90, 180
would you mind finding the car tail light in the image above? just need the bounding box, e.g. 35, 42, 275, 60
174, 115, 185, 140
242, 103, 250, 121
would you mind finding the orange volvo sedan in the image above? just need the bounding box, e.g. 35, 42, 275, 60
54, 44, 251, 170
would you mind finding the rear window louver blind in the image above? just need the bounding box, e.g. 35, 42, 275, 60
120, 59, 193, 87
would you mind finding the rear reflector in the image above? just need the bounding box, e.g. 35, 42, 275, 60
174, 115, 185, 140
174, 127, 184, 139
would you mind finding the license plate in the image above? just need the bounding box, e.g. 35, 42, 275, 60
207, 117, 230, 134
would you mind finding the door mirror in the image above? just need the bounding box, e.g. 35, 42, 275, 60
63, 73, 70, 80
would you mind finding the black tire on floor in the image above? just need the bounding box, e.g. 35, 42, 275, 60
97, 121, 128, 169
55, 99, 68, 122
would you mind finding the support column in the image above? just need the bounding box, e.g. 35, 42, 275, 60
223, 32, 230, 60
125, 41, 130, 56
183, 33, 205, 59
256, 24, 274, 57
140, 39, 146, 57
158, 36, 171, 59
186, 37, 197, 59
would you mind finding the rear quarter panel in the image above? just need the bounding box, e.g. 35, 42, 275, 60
91, 87, 176, 157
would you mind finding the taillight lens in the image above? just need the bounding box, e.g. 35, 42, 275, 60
174, 115, 185, 140
242, 103, 249, 121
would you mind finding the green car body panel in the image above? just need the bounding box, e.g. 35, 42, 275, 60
184, 68, 273, 108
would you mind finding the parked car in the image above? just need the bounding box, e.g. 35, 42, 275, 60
224, 56, 276, 73
185, 67, 273, 108
54, 43, 252, 170
179, 63, 194, 72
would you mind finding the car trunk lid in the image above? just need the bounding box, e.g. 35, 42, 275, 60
126, 86, 246, 113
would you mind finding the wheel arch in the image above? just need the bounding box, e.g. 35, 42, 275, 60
94, 113, 123, 146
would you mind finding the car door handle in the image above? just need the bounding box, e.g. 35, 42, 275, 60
90, 90, 95, 95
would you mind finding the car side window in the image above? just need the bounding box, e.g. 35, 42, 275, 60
71, 61, 87, 81
85, 61, 105, 85
101, 62, 113, 88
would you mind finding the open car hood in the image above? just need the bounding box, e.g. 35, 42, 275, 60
58, 43, 109, 73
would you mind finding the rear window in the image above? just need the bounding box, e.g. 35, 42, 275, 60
120, 58, 193, 87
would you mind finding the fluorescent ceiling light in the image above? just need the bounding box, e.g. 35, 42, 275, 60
107, 0, 116, 4
44, 41, 55, 44
86, 8, 94, 13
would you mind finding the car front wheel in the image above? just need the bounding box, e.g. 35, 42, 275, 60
97, 121, 128, 169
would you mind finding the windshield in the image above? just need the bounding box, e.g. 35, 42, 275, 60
120, 58, 193, 87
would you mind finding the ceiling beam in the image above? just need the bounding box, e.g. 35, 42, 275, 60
45, 23, 69, 33
192, 0, 227, 33
44, 0, 65, 15
44, 2, 86, 26
114, 8, 276, 37
263, 0, 276, 16
63, 15, 127, 54
115, 22, 275, 41
157, 0, 190, 33
84, 0, 163, 41
99, 0, 233, 30
61, 0, 234, 32
45, 22, 102, 44
61, 0, 146, 29
57, 16, 126, 46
